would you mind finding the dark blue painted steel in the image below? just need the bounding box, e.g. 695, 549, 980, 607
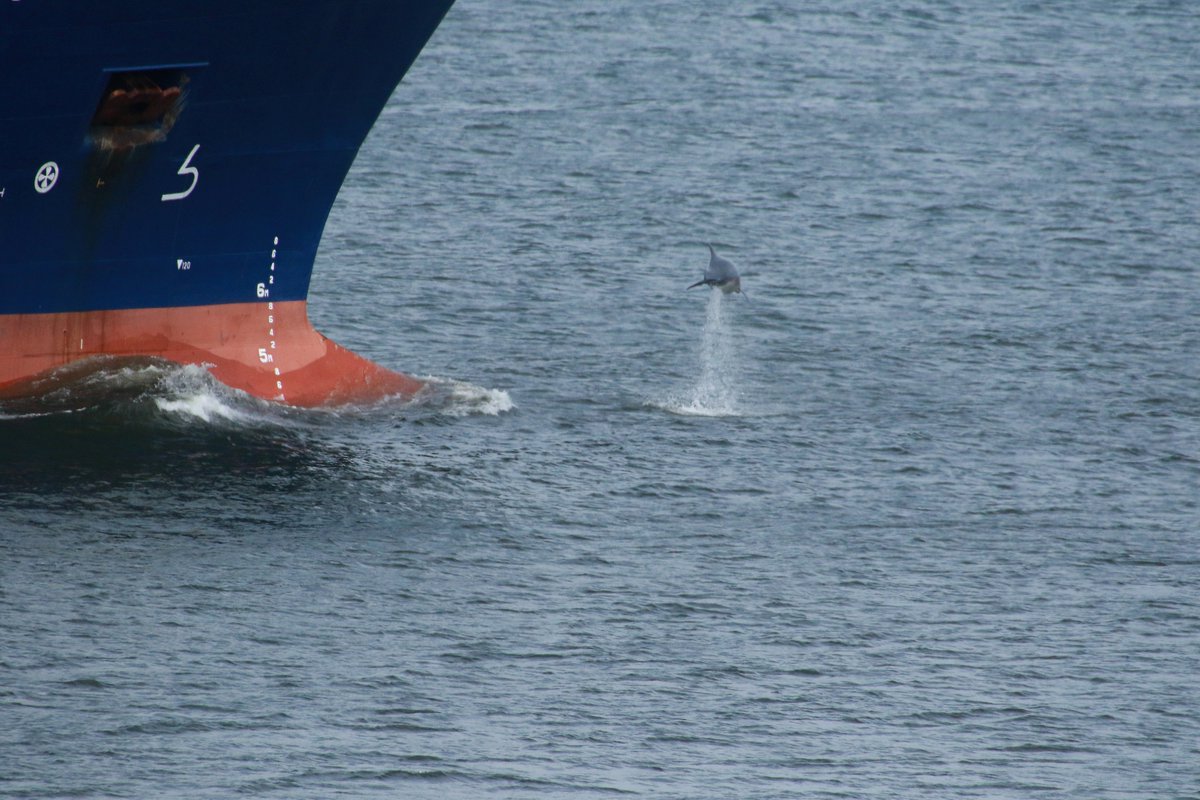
0, 0, 455, 314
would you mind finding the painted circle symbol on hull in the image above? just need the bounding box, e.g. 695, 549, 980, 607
34, 162, 59, 194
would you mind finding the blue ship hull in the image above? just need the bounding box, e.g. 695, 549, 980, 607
0, 0, 455, 404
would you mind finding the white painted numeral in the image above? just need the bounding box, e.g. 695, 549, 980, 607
161, 144, 200, 202
256, 282, 269, 298
258, 348, 273, 364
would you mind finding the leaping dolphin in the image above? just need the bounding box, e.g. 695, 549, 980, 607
687, 244, 742, 295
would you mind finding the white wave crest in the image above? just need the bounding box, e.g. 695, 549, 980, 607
154, 392, 252, 423
411, 377, 515, 417
151, 364, 261, 423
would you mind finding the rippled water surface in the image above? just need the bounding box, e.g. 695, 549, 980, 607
3, 2, 1198, 798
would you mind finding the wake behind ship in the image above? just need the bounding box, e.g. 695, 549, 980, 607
0, 0, 455, 406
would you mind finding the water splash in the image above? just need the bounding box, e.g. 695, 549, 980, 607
153, 365, 262, 424
409, 377, 515, 417
654, 291, 742, 417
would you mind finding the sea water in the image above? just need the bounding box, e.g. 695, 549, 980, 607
2, 1, 1198, 798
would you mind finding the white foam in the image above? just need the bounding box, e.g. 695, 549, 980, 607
652, 394, 741, 418
154, 392, 250, 423
151, 363, 260, 423
412, 377, 515, 417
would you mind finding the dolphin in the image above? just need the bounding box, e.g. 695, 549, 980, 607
687, 244, 743, 295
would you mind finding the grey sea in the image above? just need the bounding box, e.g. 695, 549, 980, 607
3, 1, 1198, 798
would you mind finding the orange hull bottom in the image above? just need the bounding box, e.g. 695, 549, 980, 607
0, 301, 423, 407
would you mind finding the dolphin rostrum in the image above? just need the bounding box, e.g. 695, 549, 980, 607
687, 244, 743, 295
